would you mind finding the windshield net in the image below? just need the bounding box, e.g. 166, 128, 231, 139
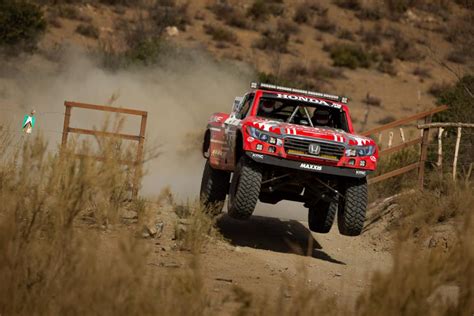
256, 97, 349, 131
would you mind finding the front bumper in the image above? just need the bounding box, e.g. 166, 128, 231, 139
246, 152, 371, 179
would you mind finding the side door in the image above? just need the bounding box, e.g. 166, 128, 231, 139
223, 93, 255, 169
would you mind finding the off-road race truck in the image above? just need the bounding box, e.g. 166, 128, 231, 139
200, 82, 378, 236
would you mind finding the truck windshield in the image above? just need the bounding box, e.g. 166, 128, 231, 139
256, 97, 349, 132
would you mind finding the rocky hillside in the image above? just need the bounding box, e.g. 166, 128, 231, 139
1, 0, 473, 131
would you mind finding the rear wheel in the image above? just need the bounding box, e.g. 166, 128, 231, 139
200, 160, 230, 216
337, 178, 368, 236
227, 157, 262, 220
308, 200, 337, 233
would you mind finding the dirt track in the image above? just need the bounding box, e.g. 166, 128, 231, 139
148, 203, 393, 313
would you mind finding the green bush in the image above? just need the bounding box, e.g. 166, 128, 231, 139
328, 44, 371, 69
0, 0, 46, 52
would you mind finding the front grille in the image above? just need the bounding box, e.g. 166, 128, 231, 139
284, 137, 345, 160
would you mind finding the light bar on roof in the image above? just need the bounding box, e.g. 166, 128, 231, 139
250, 82, 348, 104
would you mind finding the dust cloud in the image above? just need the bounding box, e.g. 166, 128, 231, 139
0, 47, 307, 220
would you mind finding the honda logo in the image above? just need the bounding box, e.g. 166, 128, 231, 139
308, 143, 321, 155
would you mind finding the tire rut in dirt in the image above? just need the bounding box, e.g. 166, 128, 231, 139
227, 157, 262, 220
337, 178, 368, 236
200, 160, 230, 216
308, 200, 337, 233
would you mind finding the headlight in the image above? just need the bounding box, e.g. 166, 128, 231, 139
247, 126, 282, 145
345, 146, 375, 157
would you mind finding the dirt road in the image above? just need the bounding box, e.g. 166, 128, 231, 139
149, 203, 393, 313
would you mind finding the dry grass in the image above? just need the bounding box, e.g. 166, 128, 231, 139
1, 119, 472, 315
359, 182, 474, 315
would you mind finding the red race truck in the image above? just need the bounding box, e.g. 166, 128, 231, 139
200, 82, 378, 236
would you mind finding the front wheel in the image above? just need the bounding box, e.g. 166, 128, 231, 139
227, 157, 262, 220
200, 160, 230, 216
337, 177, 368, 236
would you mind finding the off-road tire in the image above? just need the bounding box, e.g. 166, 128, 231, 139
308, 201, 337, 233
200, 160, 230, 216
227, 157, 262, 220
337, 178, 368, 236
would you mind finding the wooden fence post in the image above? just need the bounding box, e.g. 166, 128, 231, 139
400, 128, 405, 143
418, 114, 432, 190
61, 104, 71, 147
132, 113, 148, 199
388, 131, 394, 148
437, 127, 444, 170
453, 127, 462, 182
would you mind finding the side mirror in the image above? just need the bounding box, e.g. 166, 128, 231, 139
232, 96, 244, 113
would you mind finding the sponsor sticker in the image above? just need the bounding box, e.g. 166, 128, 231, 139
276, 93, 342, 109
211, 149, 223, 157
247, 137, 255, 143
370, 156, 377, 162
251, 153, 264, 159
300, 163, 322, 171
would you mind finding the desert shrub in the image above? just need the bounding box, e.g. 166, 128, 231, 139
277, 19, 299, 36
0, 0, 46, 52
355, 5, 382, 20
125, 38, 167, 66
150, 0, 189, 35
327, 43, 371, 69
377, 61, 397, 76
428, 82, 451, 98
413, 66, 431, 80
254, 28, 289, 53
455, 0, 473, 9
333, 0, 361, 10
293, 3, 310, 23
76, 23, 99, 38
359, 25, 382, 47
247, 0, 284, 21
384, 0, 415, 17
54, 4, 91, 21
446, 49, 468, 64
173, 201, 219, 252
314, 15, 337, 34
209, 1, 249, 29
392, 34, 424, 61
338, 29, 355, 41
203, 23, 237, 43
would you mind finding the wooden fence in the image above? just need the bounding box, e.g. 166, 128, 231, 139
361, 105, 448, 188
416, 122, 474, 182
61, 101, 148, 198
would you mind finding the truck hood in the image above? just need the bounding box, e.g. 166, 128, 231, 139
248, 119, 374, 147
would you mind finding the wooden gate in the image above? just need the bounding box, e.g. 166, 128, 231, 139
61, 101, 148, 198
